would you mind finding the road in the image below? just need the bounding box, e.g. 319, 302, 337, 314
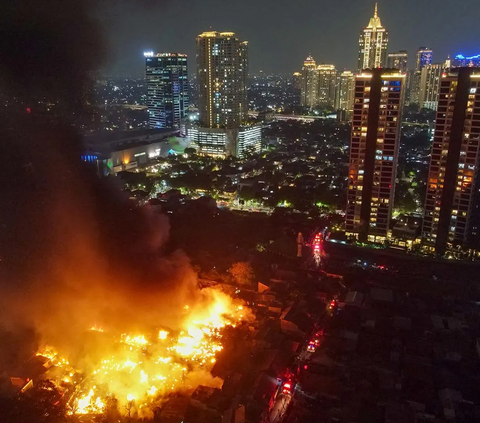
269, 393, 291, 423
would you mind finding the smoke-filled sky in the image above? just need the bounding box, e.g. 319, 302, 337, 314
0, 0, 201, 357
101, 0, 480, 76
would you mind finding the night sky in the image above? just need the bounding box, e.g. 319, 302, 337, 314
102, 0, 479, 76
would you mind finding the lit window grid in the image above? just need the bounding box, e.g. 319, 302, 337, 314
423, 76, 480, 245
358, 28, 388, 72
197, 34, 248, 129
346, 75, 403, 236
146, 56, 188, 129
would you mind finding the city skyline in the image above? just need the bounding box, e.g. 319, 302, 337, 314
102, 0, 480, 76
4, 2, 480, 422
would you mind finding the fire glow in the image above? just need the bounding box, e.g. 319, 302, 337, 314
35, 289, 249, 417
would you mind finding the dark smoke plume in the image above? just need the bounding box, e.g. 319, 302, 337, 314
0, 0, 196, 363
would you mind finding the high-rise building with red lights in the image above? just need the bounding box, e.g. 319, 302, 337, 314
423, 67, 480, 255
346, 68, 406, 242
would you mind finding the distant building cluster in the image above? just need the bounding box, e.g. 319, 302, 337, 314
299, 56, 354, 120
297, 4, 476, 119
338, 5, 480, 256
138, 2, 480, 257
145, 32, 260, 158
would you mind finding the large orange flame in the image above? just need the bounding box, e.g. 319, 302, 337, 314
35, 288, 250, 417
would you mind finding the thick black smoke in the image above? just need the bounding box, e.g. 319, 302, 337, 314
0, 0, 197, 363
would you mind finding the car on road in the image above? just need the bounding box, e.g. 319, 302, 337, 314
306, 341, 316, 352
282, 381, 294, 395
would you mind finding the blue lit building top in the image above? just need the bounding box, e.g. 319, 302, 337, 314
452, 54, 480, 67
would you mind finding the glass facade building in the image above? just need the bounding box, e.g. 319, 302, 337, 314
145, 53, 188, 129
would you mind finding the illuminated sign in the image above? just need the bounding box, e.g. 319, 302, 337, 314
143, 51, 154, 57
455, 54, 480, 60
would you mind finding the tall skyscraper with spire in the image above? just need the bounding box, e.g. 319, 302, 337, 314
357, 3, 388, 72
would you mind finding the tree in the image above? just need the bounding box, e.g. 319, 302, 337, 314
229, 262, 255, 286
184, 147, 197, 156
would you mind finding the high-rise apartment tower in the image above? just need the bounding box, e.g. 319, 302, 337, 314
336, 71, 355, 118
346, 69, 406, 242
300, 55, 318, 107
419, 64, 446, 110
423, 68, 480, 254
196, 31, 248, 129
191, 31, 260, 158
317, 64, 337, 108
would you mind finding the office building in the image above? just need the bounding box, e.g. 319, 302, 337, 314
317, 64, 337, 108
191, 31, 259, 157
346, 69, 406, 242
452, 54, 480, 67
387, 51, 408, 73
357, 3, 388, 72
197, 31, 248, 129
423, 68, 480, 255
300, 55, 318, 107
336, 71, 355, 119
188, 125, 261, 158
145, 52, 188, 129
416, 48, 433, 70
419, 64, 446, 110
410, 47, 433, 104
